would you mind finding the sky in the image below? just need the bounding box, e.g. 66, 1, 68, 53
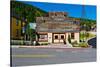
21, 1, 96, 20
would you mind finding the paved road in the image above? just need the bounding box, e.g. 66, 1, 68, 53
88, 37, 96, 48
11, 48, 96, 67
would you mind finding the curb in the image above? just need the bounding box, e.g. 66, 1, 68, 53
11, 45, 90, 49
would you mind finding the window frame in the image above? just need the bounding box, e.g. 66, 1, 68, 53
39, 34, 48, 40
16, 29, 19, 37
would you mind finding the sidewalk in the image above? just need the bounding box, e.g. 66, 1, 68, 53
11, 44, 82, 49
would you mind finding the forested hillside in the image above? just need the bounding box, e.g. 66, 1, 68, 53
11, 1, 47, 22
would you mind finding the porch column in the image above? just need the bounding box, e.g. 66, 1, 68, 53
75, 32, 79, 43
65, 33, 69, 44
48, 33, 52, 44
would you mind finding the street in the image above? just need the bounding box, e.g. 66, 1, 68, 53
88, 37, 96, 48
11, 48, 96, 67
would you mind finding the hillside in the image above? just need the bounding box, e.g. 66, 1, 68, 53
11, 1, 47, 22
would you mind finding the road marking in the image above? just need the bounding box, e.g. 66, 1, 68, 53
12, 54, 55, 58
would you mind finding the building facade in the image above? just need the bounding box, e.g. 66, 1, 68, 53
11, 16, 26, 40
36, 12, 80, 44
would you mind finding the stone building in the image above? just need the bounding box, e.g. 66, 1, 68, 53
36, 12, 80, 44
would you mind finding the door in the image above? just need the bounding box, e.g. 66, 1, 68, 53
53, 33, 65, 43
59, 34, 65, 43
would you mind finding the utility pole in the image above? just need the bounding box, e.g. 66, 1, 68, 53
81, 0, 87, 42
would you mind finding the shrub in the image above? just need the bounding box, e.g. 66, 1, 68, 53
68, 34, 71, 43
35, 41, 40, 46
79, 42, 89, 48
40, 43, 48, 45
71, 41, 79, 47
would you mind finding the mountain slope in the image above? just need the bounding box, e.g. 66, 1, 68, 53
11, 1, 47, 22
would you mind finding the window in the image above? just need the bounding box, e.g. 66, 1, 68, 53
16, 20, 19, 26
40, 35, 47, 40
71, 33, 74, 39
55, 35, 58, 39
16, 29, 19, 37
61, 35, 64, 39
74, 21, 80, 25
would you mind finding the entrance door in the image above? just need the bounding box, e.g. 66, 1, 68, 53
59, 34, 65, 43
53, 33, 65, 43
